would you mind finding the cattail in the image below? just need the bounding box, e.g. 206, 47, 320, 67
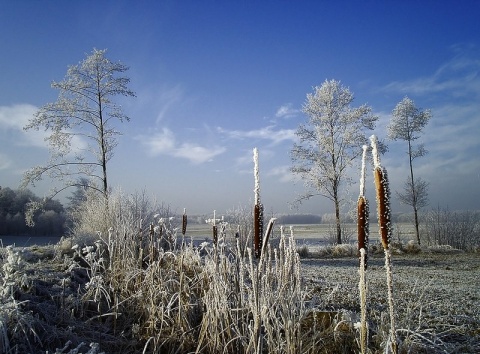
358, 145, 369, 268
358, 145, 369, 353
182, 208, 187, 236
370, 136, 392, 250
253, 148, 263, 258
254, 204, 263, 258
357, 196, 369, 265
374, 166, 391, 250
370, 135, 397, 354
212, 210, 218, 246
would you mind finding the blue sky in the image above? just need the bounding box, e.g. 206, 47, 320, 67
1, 1, 479, 217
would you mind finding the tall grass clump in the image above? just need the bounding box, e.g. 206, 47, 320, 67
197, 226, 313, 354
54, 150, 324, 353
371, 134, 398, 354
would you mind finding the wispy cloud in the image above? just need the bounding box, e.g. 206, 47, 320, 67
383, 44, 480, 97
133, 84, 187, 125
217, 125, 296, 145
0, 104, 48, 147
0, 153, 11, 170
138, 128, 226, 164
266, 164, 299, 183
275, 103, 300, 119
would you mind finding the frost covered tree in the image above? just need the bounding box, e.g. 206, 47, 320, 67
388, 96, 431, 245
22, 48, 135, 201
291, 80, 378, 244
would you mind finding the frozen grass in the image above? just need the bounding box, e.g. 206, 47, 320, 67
0, 190, 478, 353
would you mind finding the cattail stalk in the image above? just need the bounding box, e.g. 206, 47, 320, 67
358, 145, 369, 353
149, 223, 155, 263
357, 144, 370, 267
359, 248, 368, 354
212, 210, 218, 246
253, 148, 263, 258
370, 135, 397, 354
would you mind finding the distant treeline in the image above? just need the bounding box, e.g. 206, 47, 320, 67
0, 187, 67, 236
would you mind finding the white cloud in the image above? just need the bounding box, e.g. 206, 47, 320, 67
138, 127, 225, 164
266, 165, 299, 183
217, 125, 296, 145
383, 45, 480, 97
0, 153, 11, 170
0, 104, 48, 147
275, 103, 300, 119
0, 104, 34, 129
174, 143, 226, 164
133, 84, 187, 125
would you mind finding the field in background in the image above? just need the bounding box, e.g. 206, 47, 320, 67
187, 222, 417, 245
0, 235, 62, 247
0, 222, 417, 249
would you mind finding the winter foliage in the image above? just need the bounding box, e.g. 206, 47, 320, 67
291, 79, 378, 244
22, 49, 136, 199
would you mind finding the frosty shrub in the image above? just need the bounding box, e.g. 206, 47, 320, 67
224, 204, 254, 254
69, 189, 173, 246
423, 207, 480, 251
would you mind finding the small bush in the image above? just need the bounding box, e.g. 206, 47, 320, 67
297, 244, 311, 258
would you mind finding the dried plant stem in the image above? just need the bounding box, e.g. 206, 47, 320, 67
262, 217, 277, 254
384, 248, 398, 354
359, 248, 368, 354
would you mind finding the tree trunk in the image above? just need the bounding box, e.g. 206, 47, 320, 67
413, 206, 420, 245
334, 197, 342, 244
97, 90, 108, 197
407, 139, 420, 244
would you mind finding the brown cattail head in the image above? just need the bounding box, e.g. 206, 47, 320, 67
212, 225, 218, 246
357, 195, 369, 268
374, 166, 392, 250
182, 213, 187, 236
254, 203, 264, 258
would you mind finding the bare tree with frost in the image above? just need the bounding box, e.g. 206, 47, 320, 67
291, 80, 378, 244
22, 48, 135, 205
388, 96, 431, 245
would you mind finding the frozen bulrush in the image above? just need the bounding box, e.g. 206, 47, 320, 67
370, 134, 398, 354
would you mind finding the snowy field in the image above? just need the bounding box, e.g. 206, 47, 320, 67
1, 226, 478, 353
